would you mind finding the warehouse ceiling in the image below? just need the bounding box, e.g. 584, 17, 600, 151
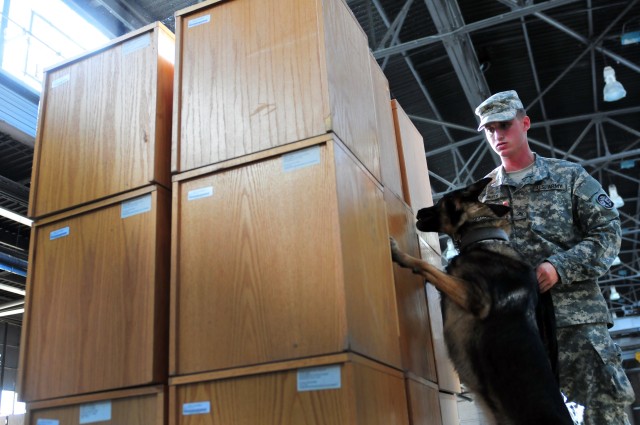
0, 0, 639, 347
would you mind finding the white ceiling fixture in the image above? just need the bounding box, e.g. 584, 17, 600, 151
603, 66, 627, 102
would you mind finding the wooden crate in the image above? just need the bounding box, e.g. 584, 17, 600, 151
170, 134, 401, 376
26, 386, 166, 425
371, 56, 403, 200
417, 235, 462, 394
18, 186, 171, 402
29, 22, 174, 218
172, 0, 379, 179
391, 100, 433, 215
405, 376, 443, 425
385, 189, 437, 382
169, 354, 409, 425
425, 283, 462, 395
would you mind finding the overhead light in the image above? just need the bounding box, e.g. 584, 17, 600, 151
612, 256, 622, 266
0, 207, 32, 227
608, 184, 624, 208
603, 66, 626, 102
0, 308, 24, 318
621, 20, 640, 45
620, 160, 635, 170
609, 286, 621, 301
622, 31, 640, 45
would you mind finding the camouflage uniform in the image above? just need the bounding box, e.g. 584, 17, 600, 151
479, 154, 636, 424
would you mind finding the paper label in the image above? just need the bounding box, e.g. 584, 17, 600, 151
188, 15, 211, 28
188, 186, 214, 201
51, 74, 70, 88
37, 419, 59, 425
121, 194, 152, 218
79, 401, 111, 424
50, 226, 70, 240
123, 33, 150, 55
282, 146, 321, 172
297, 365, 341, 392
182, 401, 211, 415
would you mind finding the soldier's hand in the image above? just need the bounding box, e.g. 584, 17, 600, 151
537, 261, 559, 293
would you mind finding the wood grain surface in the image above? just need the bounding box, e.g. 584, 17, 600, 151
172, 0, 378, 178
384, 189, 438, 382
29, 23, 174, 218
27, 386, 165, 425
406, 376, 443, 425
170, 137, 401, 375
391, 100, 432, 216
371, 57, 403, 199
19, 186, 170, 402
170, 355, 408, 425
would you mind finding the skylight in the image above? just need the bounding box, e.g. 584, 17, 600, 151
0, 0, 110, 91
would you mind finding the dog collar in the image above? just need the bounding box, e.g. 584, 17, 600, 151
459, 228, 509, 251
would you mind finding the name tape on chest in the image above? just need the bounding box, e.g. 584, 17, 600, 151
532, 183, 566, 191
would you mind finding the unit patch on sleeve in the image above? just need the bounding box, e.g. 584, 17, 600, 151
596, 194, 614, 209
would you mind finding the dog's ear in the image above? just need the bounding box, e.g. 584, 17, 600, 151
463, 177, 493, 199
486, 203, 511, 217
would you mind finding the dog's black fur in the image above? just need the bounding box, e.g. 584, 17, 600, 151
390, 178, 573, 425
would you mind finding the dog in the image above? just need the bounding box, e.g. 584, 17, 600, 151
390, 177, 573, 425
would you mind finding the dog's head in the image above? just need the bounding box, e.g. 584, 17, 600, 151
416, 177, 511, 239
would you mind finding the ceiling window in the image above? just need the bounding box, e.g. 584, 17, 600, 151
0, 0, 109, 91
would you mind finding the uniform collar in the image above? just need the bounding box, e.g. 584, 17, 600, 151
491, 153, 550, 187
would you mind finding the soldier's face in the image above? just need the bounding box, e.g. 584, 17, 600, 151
484, 115, 530, 158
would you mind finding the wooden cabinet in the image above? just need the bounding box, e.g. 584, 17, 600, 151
385, 189, 437, 382
26, 386, 166, 425
371, 57, 403, 200
172, 0, 379, 179
170, 134, 401, 376
438, 392, 461, 425
391, 100, 433, 215
406, 376, 443, 425
425, 283, 462, 395
18, 186, 170, 402
29, 22, 174, 218
169, 354, 409, 425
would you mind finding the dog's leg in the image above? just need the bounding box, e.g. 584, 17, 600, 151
390, 238, 475, 313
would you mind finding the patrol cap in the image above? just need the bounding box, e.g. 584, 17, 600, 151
475, 90, 524, 131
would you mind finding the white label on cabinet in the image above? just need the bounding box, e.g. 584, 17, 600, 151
182, 401, 211, 415
121, 194, 152, 218
297, 365, 341, 392
37, 419, 59, 425
123, 33, 150, 55
79, 401, 112, 424
282, 145, 321, 172
188, 186, 214, 201
51, 74, 70, 88
50, 226, 70, 240
188, 15, 211, 28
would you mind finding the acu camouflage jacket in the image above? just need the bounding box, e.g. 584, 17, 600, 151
479, 154, 621, 327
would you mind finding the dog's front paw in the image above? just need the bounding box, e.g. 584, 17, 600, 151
389, 237, 403, 263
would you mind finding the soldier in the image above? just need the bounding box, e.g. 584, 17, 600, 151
474, 90, 635, 424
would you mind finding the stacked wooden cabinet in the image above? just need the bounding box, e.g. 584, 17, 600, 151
19, 0, 462, 424
18, 22, 175, 424
169, 0, 459, 423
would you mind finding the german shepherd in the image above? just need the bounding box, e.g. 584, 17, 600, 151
390, 178, 573, 425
